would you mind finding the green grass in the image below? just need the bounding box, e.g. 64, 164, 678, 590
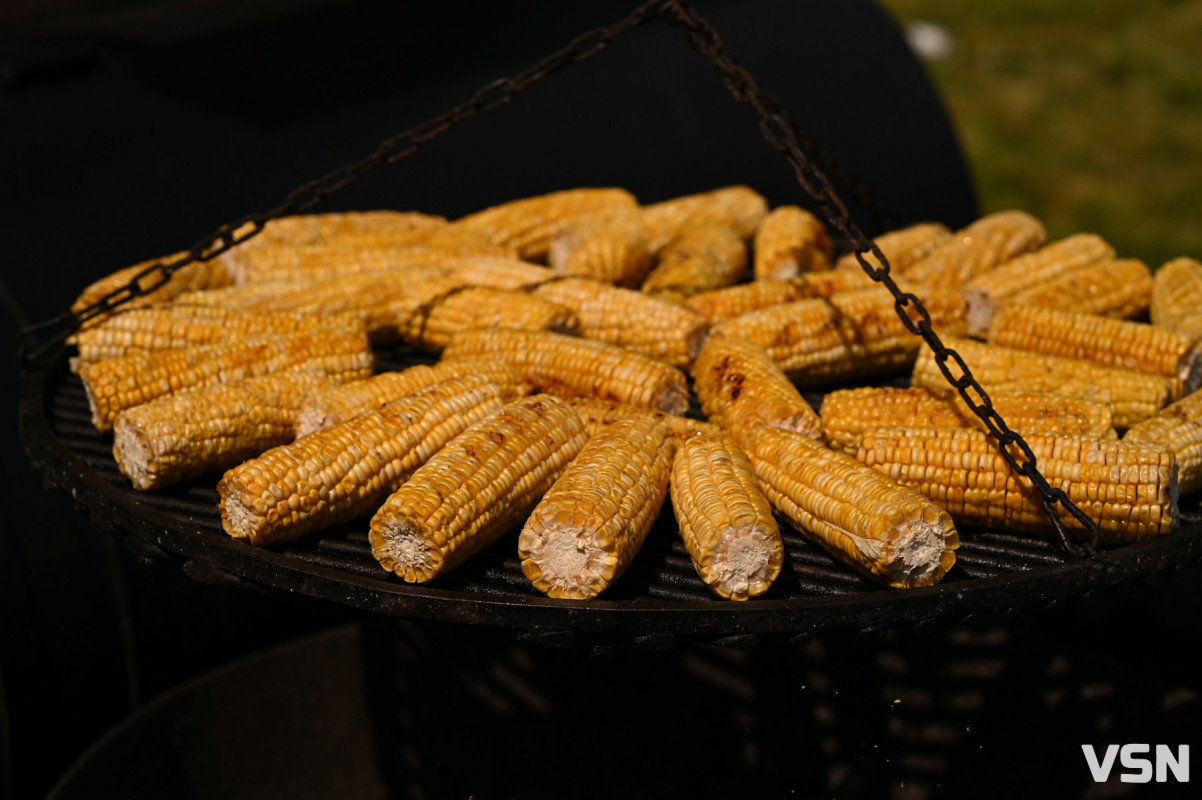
876, 0, 1202, 269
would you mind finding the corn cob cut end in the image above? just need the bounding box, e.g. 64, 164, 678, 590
700, 522, 782, 601
869, 503, 960, 589
111, 423, 155, 491
518, 522, 618, 600
370, 513, 448, 584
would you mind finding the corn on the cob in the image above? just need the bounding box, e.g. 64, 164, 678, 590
401, 286, 580, 353
691, 332, 822, 440
902, 210, 1046, 288
742, 425, 959, 589
565, 397, 723, 441
441, 328, 690, 414
641, 226, 748, 301
1151, 256, 1202, 339
713, 285, 967, 386
295, 360, 526, 436
518, 416, 674, 599
113, 370, 338, 491
240, 210, 448, 248
548, 210, 653, 288
960, 233, 1116, 336
72, 252, 233, 317
911, 336, 1171, 430
1003, 258, 1153, 320
820, 386, 1116, 454
988, 306, 1202, 398
857, 427, 1178, 542
533, 278, 708, 367
834, 222, 952, 274
641, 186, 769, 254
452, 188, 638, 261
1124, 389, 1202, 496
683, 270, 877, 325
670, 431, 782, 600
78, 326, 373, 433
753, 205, 833, 280
218, 374, 508, 546
370, 394, 589, 582
442, 257, 556, 290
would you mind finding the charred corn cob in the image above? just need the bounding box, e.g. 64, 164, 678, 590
72, 252, 233, 318
370, 394, 589, 582
1004, 258, 1153, 320
548, 210, 653, 288
911, 336, 1171, 430
834, 222, 952, 274
441, 328, 691, 414
1151, 257, 1202, 340
564, 397, 723, 441
401, 286, 580, 353
295, 360, 526, 436
902, 210, 1046, 288
518, 416, 674, 599
113, 370, 338, 491
1124, 389, 1202, 496
670, 431, 783, 600
533, 278, 709, 367
453, 187, 638, 261
641, 226, 748, 301
683, 269, 877, 325
218, 374, 508, 546
960, 233, 1116, 337
857, 427, 1178, 542
442, 257, 556, 291
691, 332, 822, 440
988, 306, 1202, 398
78, 326, 373, 433
753, 205, 833, 280
742, 426, 959, 589
820, 386, 1116, 454
641, 186, 768, 254
713, 285, 967, 386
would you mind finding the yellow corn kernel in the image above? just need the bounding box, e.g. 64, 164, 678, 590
72, 252, 233, 317
713, 285, 967, 386
691, 332, 822, 441
401, 286, 580, 353
819, 386, 1116, 454
742, 426, 959, 589
78, 326, 373, 433
548, 210, 653, 288
753, 205, 833, 280
1003, 258, 1153, 320
565, 397, 723, 441
670, 432, 782, 600
641, 186, 769, 254
218, 374, 509, 546
370, 394, 590, 582
641, 226, 748, 300
911, 336, 1172, 430
834, 222, 952, 274
1124, 389, 1202, 496
533, 278, 709, 367
113, 370, 338, 491
452, 187, 638, 261
683, 269, 877, 325
857, 427, 1178, 542
960, 233, 1116, 336
441, 328, 690, 414
902, 210, 1046, 288
1151, 257, 1202, 338
518, 416, 674, 599
988, 306, 1202, 398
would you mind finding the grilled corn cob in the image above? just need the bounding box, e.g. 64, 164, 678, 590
401, 286, 580, 353
518, 416, 674, 599
240, 210, 448, 248
453, 187, 638, 261
370, 394, 590, 582
441, 328, 690, 414
1124, 389, 1202, 496
78, 325, 373, 433
911, 336, 1171, 430
820, 387, 1116, 454
641, 186, 768, 254
713, 285, 967, 386
442, 257, 556, 291
72, 252, 233, 318
219, 238, 504, 284
1004, 258, 1153, 320
902, 210, 1046, 288
857, 427, 1178, 542
834, 222, 952, 274
691, 332, 822, 440
670, 431, 782, 600
533, 278, 709, 367
960, 233, 1116, 336
988, 306, 1202, 398
113, 370, 338, 491
548, 210, 653, 288
753, 205, 833, 280
218, 374, 508, 546
1151, 256, 1202, 340
683, 269, 877, 325
564, 397, 723, 441
641, 226, 748, 301
742, 426, 959, 589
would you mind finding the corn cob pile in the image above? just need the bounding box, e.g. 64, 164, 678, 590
66, 186, 1202, 604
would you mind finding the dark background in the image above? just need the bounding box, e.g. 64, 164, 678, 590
2, 1, 1198, 798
